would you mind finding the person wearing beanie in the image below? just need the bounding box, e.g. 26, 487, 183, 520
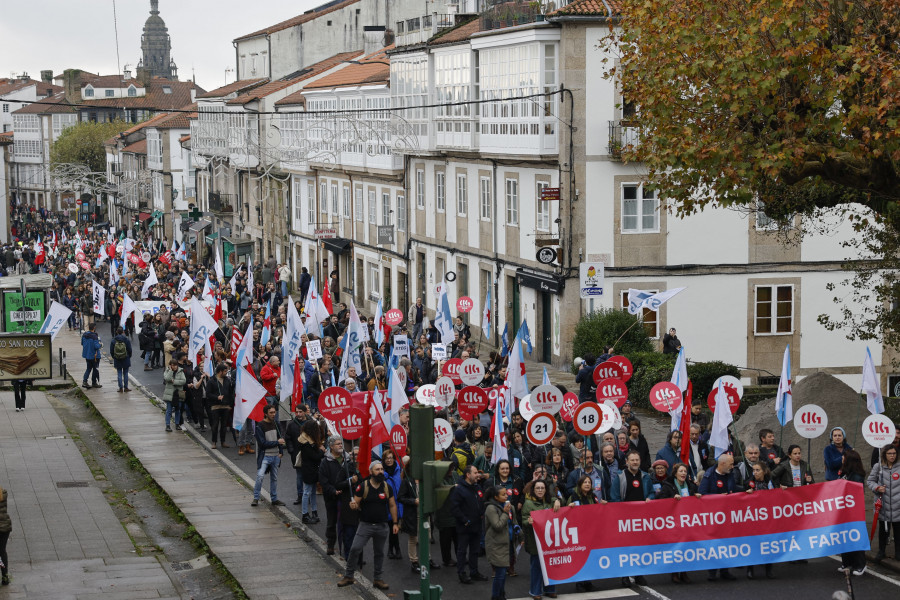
824, 426, 852, 481
648, 459, 670, 499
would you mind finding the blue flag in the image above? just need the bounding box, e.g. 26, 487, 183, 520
517, 319, 533, 354
500, 323, 510, 357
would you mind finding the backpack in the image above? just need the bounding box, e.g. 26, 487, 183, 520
361, 479, 392, 501
451, 446, 472, 477
112, 339, 128, 360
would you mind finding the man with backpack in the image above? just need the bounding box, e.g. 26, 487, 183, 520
448, 429, 475, 481
337, 460, 398, 591
111, 326, 132, 393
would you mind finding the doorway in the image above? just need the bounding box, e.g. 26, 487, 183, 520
540, 292, 552, 362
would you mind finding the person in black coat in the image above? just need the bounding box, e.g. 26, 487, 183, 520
297, 420, 325, 524
448, 465, 487, 584
662, 328, 681, 354
627, 420, 652, 472
319, 436, 360, 557
575, 352, 597, 404
205, 364, 234, 449
110, 326, 132, 393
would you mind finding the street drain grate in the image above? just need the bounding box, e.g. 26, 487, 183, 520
56, 481, 90, 488
170, 562, 194, 572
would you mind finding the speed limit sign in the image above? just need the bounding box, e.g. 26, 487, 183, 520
526, 412, 557, 446
573, 401, 603, 436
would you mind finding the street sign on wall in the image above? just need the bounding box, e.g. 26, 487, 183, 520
314, 228, 337, 239
377, 226, 395, 245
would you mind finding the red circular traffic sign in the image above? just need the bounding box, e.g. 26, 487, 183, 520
76, 198, 83, 206
336, 406, 366, 440
573, 401, 603, 436
596, 378, 629, 408
650, 382, 683, 413
458, 386, 488, 420
707, 386, 740, 414
385, 308, 404, 326
443, 358, 463, 384
456, 296, 474, 313
527, 412, 557, 446
390, 424, 408, 453
318, 386, 353, 421
593, 361, 623, 384
79, 260, 91, 270
607, 356, 633, 383
560, 393, 578, 422
531, 385, 564, 415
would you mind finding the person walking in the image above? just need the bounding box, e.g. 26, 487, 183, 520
80, 322, 102, 389
699, 454, 738, 582
205, 364, 233, 449
319, 436, 359, 556
824, 426, 852, 481
297, 420, 325, 524
111, 326, 132, 393
337, 460, 398, 591
485, 485, 516, 600
162, 359, 186, 432
382, 449, 404, 559
0, 482, 11, 585
868, 444, 900, 561
252, 404, 286, 507
521, 479, 560, 600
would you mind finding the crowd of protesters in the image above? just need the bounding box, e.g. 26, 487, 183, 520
2, 202, 900, 597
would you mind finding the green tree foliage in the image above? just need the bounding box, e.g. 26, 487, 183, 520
603, 0, 900, 349
50, 120, 131, 174
572, 309, 653, 370
625, 353, 741, 411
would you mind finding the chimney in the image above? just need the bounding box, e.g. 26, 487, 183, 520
363, 26, 387, 56
40, 70, 53, 84
136, 66, 152, 87
123, 66, 132, 80
63, 69, 84, 105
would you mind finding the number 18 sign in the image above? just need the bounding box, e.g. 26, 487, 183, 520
573, 401, 603, 436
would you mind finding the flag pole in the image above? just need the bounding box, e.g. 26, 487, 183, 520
854, 385, 864, 447
612, 319, 640, 350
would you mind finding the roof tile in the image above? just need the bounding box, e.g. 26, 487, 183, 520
227, 51, 364, 105
198, 78, 269, 99
11, 92, 77, 114
302, 46, 393, 91
83, 79, 203, 110
549, 0, 619, 16
234, 0, 360, 41
122, 139, 147, 154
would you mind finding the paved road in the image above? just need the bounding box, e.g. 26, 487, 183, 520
100, 325, 900, 600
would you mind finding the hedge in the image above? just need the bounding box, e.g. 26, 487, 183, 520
623, 352, 742, 412
571, 309, 654, 373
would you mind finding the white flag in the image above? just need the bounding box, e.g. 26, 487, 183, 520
92, 281, 106, 316
228, 263, 244, 292
120, 294, 138, 329
141, 263, 159, 299
233, 316, 266, 431
775, 345, 792, 426
109, 260, 119, 287
491, 395, 508, 464
188, 297, 218, 368
862, 347, 884, 414
214, 244, 224, 284
669, 347, 689, 431
627, 287, 686, 315
709, 379, 733, 458
177, 272, 195, 302
504, 333, 529, 400
246, 257, 254, 292
38, 300, 72, 341
201, 278, 216, 304
434, 279, 455, 343
281, 299, 305, 404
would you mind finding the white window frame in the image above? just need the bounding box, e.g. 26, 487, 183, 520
620, 289, 659, 338
368, 263, 380, 297
398, 194, 407, 232
480, 176, 492, 220
457, 173, 467, 216
320, 182, 327, 214
354, 186, 363, 222
621, 183, 660, 234
343, 186, 351, 218
307, 182, 315, 225
416, 169, 425, 208
382, 192, 391, 226
754, 284, 794, 335
505, 178, 519, 226
536, 181, 551, 231
331, 183, 338, 215
368, 190, 376, 224
436, 171, 446, 212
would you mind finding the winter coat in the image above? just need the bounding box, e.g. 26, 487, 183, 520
610, 469, 653, 502
111, 333, 132, 369
699, 466, 738, 495
655, 445, 681, 473
772, 460, 815, 488
80, 331, 101, 360
824, 442, 852, 481
484, 499, 511, 568
867, 462, 900, 522
398, 477, 419, 534
522, 496, 553, 555
448, 479, 484, 532
318, 451, 359, 525
574, 360, 596, 403
0, 486, 11, 533
297, 434, 325, 485
657, 477, 699, 499
162, 367, 186, 403
383, 460, 404, 519
629, 435, 652, 472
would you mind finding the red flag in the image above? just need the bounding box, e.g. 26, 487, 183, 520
322, 280, 334, 315
213, 294, 223, 322
159, 251, 172, 266
107, 244, 116, 259
231, 328, 243, 364
679, 381, 693, 465
126, 252, 147, 269
291, 356, 303, 412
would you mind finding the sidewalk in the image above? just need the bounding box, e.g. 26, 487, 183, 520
54, 328, 375, 600
0, 388, 184, 599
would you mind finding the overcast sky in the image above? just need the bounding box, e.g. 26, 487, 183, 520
0, 0, 323, 91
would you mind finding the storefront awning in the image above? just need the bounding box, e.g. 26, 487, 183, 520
188, 219, 212, 233
322, 238, 352, 255
516, 268, 564, 294
138, 212, 152, 222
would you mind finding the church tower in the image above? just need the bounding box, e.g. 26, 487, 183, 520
139, 0, 178, 80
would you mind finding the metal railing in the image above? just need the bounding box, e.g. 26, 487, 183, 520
208, 191, 235, 214
608, 120, 641, 159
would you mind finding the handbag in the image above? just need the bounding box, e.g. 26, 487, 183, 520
294, 451, 303, 468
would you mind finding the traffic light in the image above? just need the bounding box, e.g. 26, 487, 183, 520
421, 460, 453, 515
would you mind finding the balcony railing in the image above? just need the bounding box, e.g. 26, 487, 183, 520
608, 120, 641, 159
395, 13, 457, 46
209, 192, 235, 214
